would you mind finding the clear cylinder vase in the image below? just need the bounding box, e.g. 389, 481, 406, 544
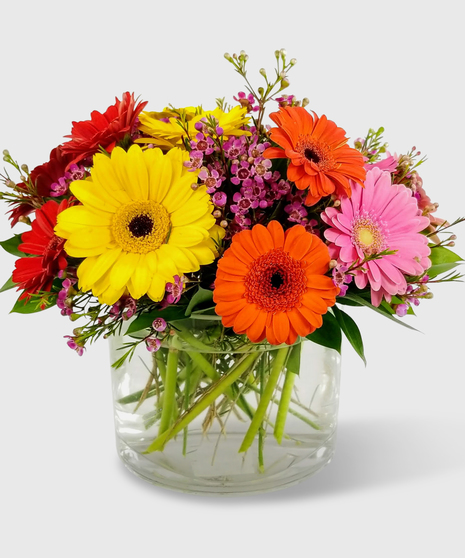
109, 315, 341, 495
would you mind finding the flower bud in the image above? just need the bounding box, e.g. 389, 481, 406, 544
18, 215, 31, 226
274, 50, 280, 59
20, 164, 29, 173
224, 52, 232, 61
259, 68, 267, 77
213, 210, 222, 218
220, 220, 228, 228
290, 58, 297, 65
3, 149, 10, 157
302, 97, 309, 107
191, 183, 199, 190
280, 79, 290, 89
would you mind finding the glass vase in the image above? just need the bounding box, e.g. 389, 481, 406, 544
109, 315, 341, 495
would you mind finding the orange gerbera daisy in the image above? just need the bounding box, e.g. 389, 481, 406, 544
213, 221, 339, 345
263, 106, 366, 206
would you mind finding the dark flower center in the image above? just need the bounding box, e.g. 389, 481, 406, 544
304, 148, 321, 163
270, 271, 284, 289
128, 214, 154, 238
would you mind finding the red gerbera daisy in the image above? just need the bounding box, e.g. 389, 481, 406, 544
8, 146, 74, 226
61, 92, 148, 166
12, 200, 69, 300
263, 106, 366, 206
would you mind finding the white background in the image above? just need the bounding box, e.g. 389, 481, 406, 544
0, 1, 464, 557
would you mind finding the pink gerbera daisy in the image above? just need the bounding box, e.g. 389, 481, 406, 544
321, 167, 431, 306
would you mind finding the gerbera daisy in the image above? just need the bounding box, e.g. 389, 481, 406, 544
263, 106, 366, 206
321, 167, 431, 306
55, 145, 221, 305
61, 92, 147, 166
13, 199, 69, 299
136, 105, 250, 150
213, 221, 339, 345
8, 146, 75, 226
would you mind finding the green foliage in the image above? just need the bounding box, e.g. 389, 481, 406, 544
333, 305, 366, 365
286, 342, 302, 376
344, 293, 420, 332
427, 245, 463, 279
10, 294, 55, 314
0, 235, 24, 257
306, 311, 342, 354
184, 287, 214, 316
0, 276, 16, 293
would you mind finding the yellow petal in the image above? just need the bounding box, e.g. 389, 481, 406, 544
147, 274, 167, 301
109, 252, 141, 290
127, 255, 152, 299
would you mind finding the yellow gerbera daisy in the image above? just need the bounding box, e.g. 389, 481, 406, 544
136, 105, 251, 150
55, 145, 222, 305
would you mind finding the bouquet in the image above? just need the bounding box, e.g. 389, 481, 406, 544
1, 50, 463, 480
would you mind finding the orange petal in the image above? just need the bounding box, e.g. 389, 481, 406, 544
230, 242, 254, 265
235, 230, 261, 259
273, 312, 290, 345
234, 304, 259, 333
251, 224, 274, 254
246, 310, 268, 343
283, 225, 306, 253
298, 304, 323, 329
267, 220, 285, 249
287, 324, 299, 345
213, 282, 245, 302
262, 146, 286, 159
217, 255, 249, 276
266, 324, 278, 345
288, 232, 313, 260
215, 298, 247, 317
287, 308, 312, 337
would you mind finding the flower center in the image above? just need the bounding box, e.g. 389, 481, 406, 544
304, 148, 320, 163
128, 214, 154, 238
296, 135, 335, 171
244, 248, 307, 312
352, 214, 387, 255
112, 200, 171, 254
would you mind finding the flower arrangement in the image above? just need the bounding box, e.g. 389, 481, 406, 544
1, 50, 463, 476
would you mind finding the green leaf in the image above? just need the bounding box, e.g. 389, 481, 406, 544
0, 235, 24, 257
10, 294, 55, 314
333, 305, 366, 365
184, 287, 214, 317
428, 246, 463, 279
344, 293, 420, 332
0, 276, 16, 293
126, 306, 188, 335
306, 311, 342, 354
286, 342, 302, 376
335, 296, 364, 307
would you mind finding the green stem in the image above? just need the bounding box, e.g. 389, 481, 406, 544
258, 355, 265, 472
157, 348, 179, 437
274, 369, 297, 444
239, 347, 288, 453
185, 350, 218, 380
145, 352, 260, 453
155, 350, 167, 384
182, 360, 192, 456
175, 324, 216, 351
246, 382, 320, 430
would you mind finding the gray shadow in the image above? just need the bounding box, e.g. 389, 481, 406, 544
115, 417, 465, 504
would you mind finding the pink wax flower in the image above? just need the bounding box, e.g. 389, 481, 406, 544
321, 167, 431, 306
